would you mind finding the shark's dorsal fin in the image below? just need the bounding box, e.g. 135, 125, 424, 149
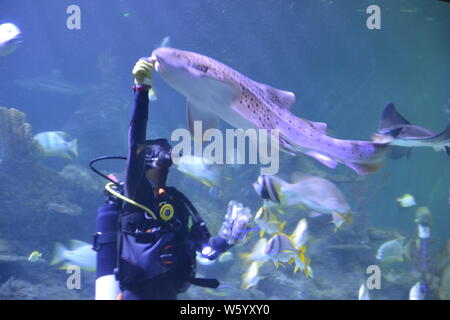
259, 84, 295, 110
379, 103, 411, 133
186, 100, 220, 139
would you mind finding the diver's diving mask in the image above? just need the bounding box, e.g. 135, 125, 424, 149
144, 139, 173, 170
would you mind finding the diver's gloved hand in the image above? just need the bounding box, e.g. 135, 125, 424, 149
218, 200, 254, 246
132, 58, 153, 86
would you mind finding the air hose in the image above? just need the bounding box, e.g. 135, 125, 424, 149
104, 182, 157, 220
89, 156, 157, 220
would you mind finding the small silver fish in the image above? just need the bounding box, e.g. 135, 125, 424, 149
240, 238, 269, 262
255, 175, 353, 230
0, 23, 22, 56
253, 175, 282, 203
242, 232, 310, 276
34, 131, 78, 160
254, 205, 286, 237
409, 281, 426, 300
28, 251, 42, 262
358, 283, 370, 300
396, 194, 416, 208
50, 240, 96, 271
176, 155, 221, 188
291, 218, 309, 248
265, 233, 310, 275
376, 237, 410, 263
242, 261, 263, 290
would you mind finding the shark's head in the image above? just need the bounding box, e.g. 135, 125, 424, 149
150, 47, 225, 97
151, 47, 211, 77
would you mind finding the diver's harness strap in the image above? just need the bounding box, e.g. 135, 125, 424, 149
188, 277, 220, 289
171, 188, 212, 242
169, 190, 221, 289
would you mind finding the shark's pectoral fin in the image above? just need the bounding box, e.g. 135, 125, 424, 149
345, 162, 383, 175
186, 100, 220, 138
259, 83, 295, 110
279, 137, 298, 155
304, 151, 338, 169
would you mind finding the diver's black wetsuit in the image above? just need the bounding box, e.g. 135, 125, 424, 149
116, 88, 229, 300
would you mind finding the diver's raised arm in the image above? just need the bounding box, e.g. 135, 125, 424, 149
124, 59, 154, 200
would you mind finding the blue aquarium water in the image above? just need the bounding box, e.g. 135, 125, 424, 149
0, 0, 448, 301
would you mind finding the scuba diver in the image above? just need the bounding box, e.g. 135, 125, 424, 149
92, 58, 252, 300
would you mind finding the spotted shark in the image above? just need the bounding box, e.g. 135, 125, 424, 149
150, 47, 387, 175
372, 103, 450, 157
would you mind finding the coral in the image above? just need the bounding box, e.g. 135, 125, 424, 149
0, 270, 94, 300
0, 107, 100, 251
0, 107, 39, 166
59, 164, 103, 192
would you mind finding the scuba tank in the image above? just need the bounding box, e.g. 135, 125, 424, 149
90, 157, 124, 300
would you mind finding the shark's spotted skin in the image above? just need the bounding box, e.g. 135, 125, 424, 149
151, 47, 387, 174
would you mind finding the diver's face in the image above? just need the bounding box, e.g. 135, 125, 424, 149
146, 167, 169, 188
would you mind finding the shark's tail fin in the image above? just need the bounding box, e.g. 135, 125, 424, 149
426, 122, 450, 142
344, 141, 388, 175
